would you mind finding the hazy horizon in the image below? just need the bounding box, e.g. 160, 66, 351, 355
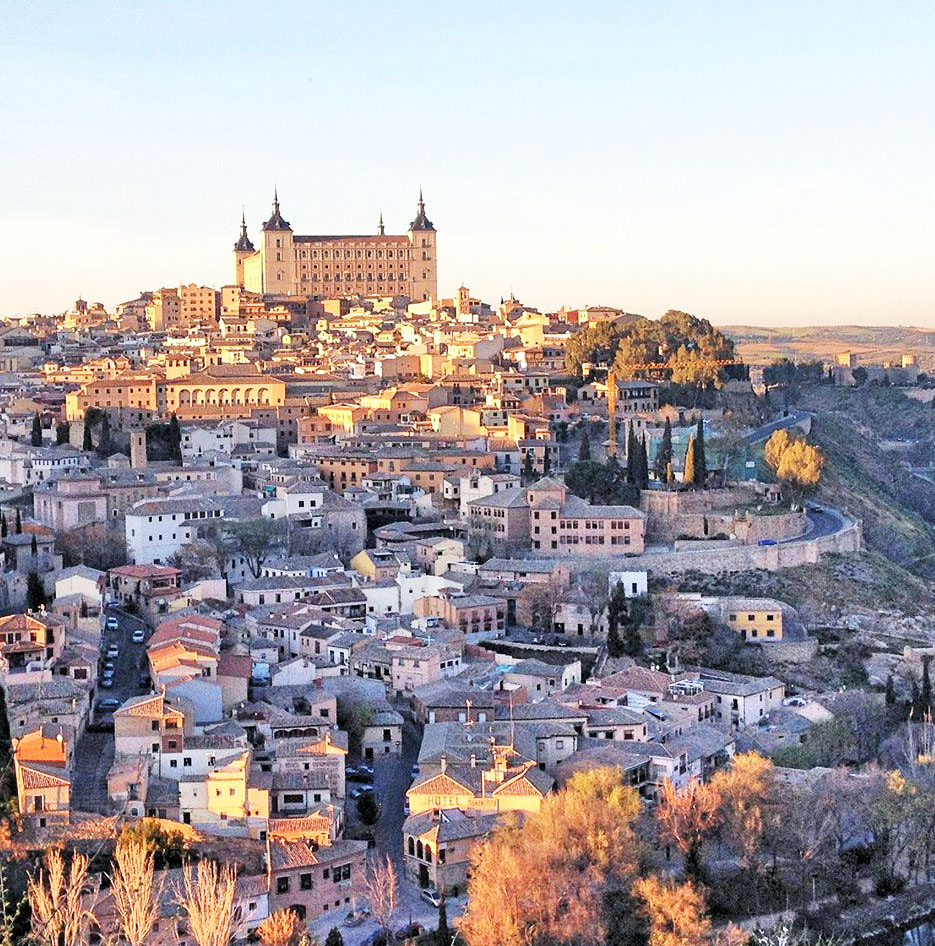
2, 1, 933, 326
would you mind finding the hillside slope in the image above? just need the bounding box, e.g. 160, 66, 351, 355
800, 386, 935, 577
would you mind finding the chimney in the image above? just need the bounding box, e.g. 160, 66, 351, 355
470, 753, 476, 768
440, 755, 447, 773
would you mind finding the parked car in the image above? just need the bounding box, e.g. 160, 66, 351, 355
100, 676, 114, 689
360, 932, 388, 946
105, 616, 119, 630
106, 645, 119, 658
758, 539, 777, 546
132, 629, 145, 643
395, 922, 423, 940
347, 767, 373, 783
103, 661, 115, 674
96, 698, 121, 713
410, 764, 420, 779
348, 785, 373, 800
420, 888, 442, 908
343, 912, 365, 928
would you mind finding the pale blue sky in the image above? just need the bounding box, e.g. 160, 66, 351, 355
1, 1, 933, 325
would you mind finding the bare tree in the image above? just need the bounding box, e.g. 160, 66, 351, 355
28, 849, 96, 946
576, 564, 611, 636
257, 908, 303, 946
176, 859, 241, 946
226, 518, 286, 578
363, 855, 398, 936
109, 836, 164, 946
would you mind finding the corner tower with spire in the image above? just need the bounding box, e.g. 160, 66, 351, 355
234, 187, 437, 301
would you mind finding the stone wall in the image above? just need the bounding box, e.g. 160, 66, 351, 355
607, 516, 861, 577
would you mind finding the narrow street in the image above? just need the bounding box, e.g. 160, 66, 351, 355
311, 709, 465, 945
72, 606, 150, 815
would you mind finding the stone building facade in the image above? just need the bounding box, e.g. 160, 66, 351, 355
234, 191, 438, 301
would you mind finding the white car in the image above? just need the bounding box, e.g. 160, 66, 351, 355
105, 616, 119, 630
420, 889, 442, 908
106, 645, 119, 659
132, 629, 145, 643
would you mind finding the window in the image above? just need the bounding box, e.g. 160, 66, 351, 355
276, 877, 290, 894
300, 873, 313, 890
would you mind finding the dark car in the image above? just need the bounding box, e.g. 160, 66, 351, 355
96, 698, 121, 712
360, 932, 389, 946
348, 785, 373, 800
395, 922, 424, 940
347, 766, 373, 783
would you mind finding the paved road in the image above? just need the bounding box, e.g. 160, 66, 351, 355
742, 410, 812, 445
312, 712, 465, 945
72, 606, 151, 814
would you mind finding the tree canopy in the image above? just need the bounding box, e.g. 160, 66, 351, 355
565, 310, 736, 386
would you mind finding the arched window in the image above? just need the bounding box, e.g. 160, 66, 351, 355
408, 837, 415, 855
416, 840, 423, 860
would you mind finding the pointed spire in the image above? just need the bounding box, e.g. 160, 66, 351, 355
409, 188, 434, 231
263, 188, 291, 231
234, 207, 255, 251
378, 211, 385, 236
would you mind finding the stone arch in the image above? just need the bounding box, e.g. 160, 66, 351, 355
218, 388, 229, 404
230, 388, 241, 405
258, 387, 270, 405
178, 389, 191, 405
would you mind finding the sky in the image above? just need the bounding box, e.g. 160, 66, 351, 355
1, 1, 933, 326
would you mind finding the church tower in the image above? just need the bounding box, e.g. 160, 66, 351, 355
260, 189, 296, 294
233, 211, 255, 288
408, 190, 438, 302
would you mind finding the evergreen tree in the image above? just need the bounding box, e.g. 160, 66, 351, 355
638, 433, 650, 489
0, 517, 6, 539
626, 421, 638, 483
694, 418, 707, 486
885, 673, 896, 707
26, 572, 46, 612
578, 428, 591, 462
683, 435, 697, 487
97, 411, 112, 456
436, 895, 449, 946
324, 928, 345, 946
30, 413, 42, 447
14, 509, 21, 535
523, 451, 534, 481
606, 582, 628, 658
82, 414, 93, 452
911, 678, 922, 719
543, 450, 551, 475
654, 417, 672, 482
168, 413, 183, 465
55, 421, 70, 445
623, 614, 644, 657
30, 534, 37, 558
922, 655, 933, 717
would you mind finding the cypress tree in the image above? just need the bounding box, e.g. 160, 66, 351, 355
26, 572, 46, 612
0, 517, 6, 539
436, 895, 449, 945
639, 433, 650, 489
55, 421, 70, 445
922, 655, 932, 717
543, 451, 551, 475
14, 509, 21, 535
523, 451, 534, 481
694, 418, 707, 486
82, 415, 93, 452
30, 413, 42, 447
655, 417, 673, 482
30, 534, 37, 557
578, 428, 591, 462
623, 615, 644, 657
626, 421, 638, 483
683, 435, 697, 488
169, 413, 183, 465
325, 928, 345, 946
97, 411, 112, 456
885, 674, 896, 707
